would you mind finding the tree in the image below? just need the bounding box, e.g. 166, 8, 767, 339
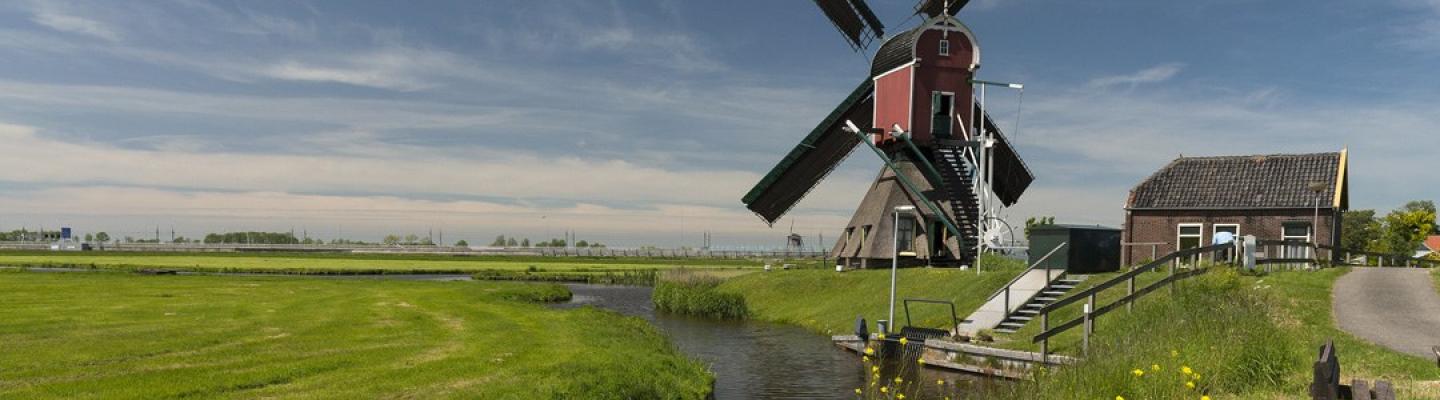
95, 232, 110, 243
575, 240, 589, 247
382, 235, 401, 245
84, 233, 94, 242
1378, 201, 1437, 254
490, 235, 507, 247
404, 234, 420, 245
1024, 216, 1055, 238
506, 238, 519, 247
521, 238, 530, 247
455, 239, 469, 247
1340, 209, 1381, 253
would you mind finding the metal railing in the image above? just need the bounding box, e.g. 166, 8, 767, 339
1032, 243, 1237, 361
1251, 240, 1439, 269
981, 242, 1068, 318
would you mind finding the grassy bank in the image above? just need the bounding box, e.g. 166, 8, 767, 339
715, 255, 1026, 335
1000, 267, 1440, 399
0, 270, 712, 399
0, 250, 778, 275
652, 272, 748, 319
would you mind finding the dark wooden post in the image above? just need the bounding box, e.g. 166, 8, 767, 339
1311, 340, 1340, 400
1127, 276, 1135, 313
1039, 311, 1049, 363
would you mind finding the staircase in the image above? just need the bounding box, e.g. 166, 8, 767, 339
993, 275, 1085, 334
931, 143, 981, 264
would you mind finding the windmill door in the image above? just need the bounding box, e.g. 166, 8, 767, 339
931, 92, 954, 138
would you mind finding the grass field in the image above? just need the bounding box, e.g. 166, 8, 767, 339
0, 250, 788, 275
0, 270, 712, 399
715, 255, 1027, 335
998, 267, 1440, 399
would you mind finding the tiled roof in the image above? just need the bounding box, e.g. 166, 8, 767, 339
1425, 236, 1440, 252
1128, 152, 1344, 210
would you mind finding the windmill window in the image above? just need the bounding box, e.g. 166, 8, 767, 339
896, 216, 916, 253
938, 40, 950, 56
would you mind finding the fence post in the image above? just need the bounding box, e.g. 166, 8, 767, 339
1004, 287, 1011, 317
1169, 259, 1177, 294
1127, 276, 1135, 313
1040, 311, 1049, 363
1082, 297, 1094, 357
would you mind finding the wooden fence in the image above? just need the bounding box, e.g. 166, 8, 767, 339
1031, 243, 1237, 361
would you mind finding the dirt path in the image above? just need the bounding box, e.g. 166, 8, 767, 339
1333, 268, 1440, 358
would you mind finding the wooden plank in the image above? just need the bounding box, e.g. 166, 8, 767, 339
1372, 380, 1395, 400
924, 339, 1080, 365
1352, 379, 1371, 400
923, 358, 1030, 380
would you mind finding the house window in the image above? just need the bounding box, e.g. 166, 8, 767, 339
896, 216, 916, 254
1282, 222, 1311, 242
938, 40, 950, 56
931, 92, 954, 137
1213, 224, 1239, 243
1177, 224, 1203, 251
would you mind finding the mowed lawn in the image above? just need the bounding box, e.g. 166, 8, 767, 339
0, 271, 711, 399
0, 251, 769, 274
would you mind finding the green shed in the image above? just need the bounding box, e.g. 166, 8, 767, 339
1028, 224, 1122, 273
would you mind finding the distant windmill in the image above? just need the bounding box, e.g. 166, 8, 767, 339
742, 0, 1035, 268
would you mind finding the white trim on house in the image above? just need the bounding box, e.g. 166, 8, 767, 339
1177, 223, 1203, 250
1213, 223, 1240, 237
1281, 221, 1312, 242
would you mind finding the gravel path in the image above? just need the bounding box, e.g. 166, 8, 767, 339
1333, 268, 1440, 359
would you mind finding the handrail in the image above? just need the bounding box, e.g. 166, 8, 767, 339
903, 298, 960, 331
1038, 243, 1231, 314
1031, 242, 1236, 360
982, 242, 1068, 303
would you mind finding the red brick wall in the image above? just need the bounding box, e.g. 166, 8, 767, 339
1122, 208, 1337, 265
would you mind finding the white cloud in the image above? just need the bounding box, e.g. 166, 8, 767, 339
28, 4, 121, 41
1087, 63, 1185, 88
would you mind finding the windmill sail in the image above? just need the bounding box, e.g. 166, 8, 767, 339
974, 102, 1033, 206
742, 79, 875, 225
813, 0, 886, 51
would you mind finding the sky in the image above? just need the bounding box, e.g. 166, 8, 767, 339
0, 0, 1436, 248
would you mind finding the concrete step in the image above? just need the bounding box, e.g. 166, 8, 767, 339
994, 327, 1018, 334
1013, 309, 1040, 316
1040, 290, 1067, 297
1033, 297, 1060, 303
997, 321, 1026, 330
1006, 315, 1033, 322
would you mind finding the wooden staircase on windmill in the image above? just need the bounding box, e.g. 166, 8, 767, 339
957, 268, 1086, 336
932, 140, 982, 265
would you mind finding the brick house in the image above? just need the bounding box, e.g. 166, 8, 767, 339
1122, 150, 1349, 265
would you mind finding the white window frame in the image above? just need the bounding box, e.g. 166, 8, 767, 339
1176, 223, 1204, 250
1213, 224, 1240, 238
938, 39, 950, 56
1281, 222, 1312, 242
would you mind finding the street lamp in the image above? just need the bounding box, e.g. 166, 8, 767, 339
1308, 181, 1327, 259
888, 205, 917, 333
969, 79, 1024, 275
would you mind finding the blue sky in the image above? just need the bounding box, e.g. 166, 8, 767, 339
0, 0, 1435, 247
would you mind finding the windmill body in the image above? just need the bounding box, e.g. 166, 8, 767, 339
742, 3, 1034, 269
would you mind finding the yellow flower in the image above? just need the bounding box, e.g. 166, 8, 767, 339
899, 337, 908, 345
1151, 364, 1161, 372
1201, 396, 1211, 400
854, 388, 862, 395
864, 347, 875, 355
897, 394, 906, 400
893, 376, 903, 384
937, 379, 945, 385
1170, 349, 1179, 358
863, 356, 870, 363
1182, 366, 1193, 375
1132, 369, 1145, 378
1117, 396, 1126, 400
1193, 373, 1201, 380
917, 358, 926, 365
1186, 381, 1196, 390
872, 366, 879, 373
880, 386, 888, 393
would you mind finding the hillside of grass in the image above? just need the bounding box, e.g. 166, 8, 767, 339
997, 267, 1440, 399
0, 250, 781, 274
0, 271, 712, 399
715, 255, 1026, 335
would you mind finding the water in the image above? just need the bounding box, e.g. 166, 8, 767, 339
556, 283, 998, 399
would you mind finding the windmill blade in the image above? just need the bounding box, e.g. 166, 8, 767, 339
813, 0, 886, 51
915, 0, 971, 17
975, 102, 1034, 206
743, 79, 875, 224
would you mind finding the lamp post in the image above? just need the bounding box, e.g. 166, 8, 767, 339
889, 205, 917, 333
969, 79, 1024, 275
1308, 181, 1327, 260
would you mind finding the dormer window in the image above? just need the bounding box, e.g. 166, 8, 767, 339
938, 40, 950, 56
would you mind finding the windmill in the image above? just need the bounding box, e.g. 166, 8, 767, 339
741, 0, 1034, 269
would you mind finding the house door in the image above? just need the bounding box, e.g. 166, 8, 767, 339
931, 92, 954, 138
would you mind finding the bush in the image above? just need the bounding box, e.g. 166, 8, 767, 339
652, 273, 748, 319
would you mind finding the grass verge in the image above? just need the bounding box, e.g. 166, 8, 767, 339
0, 270, 712, 399
652, 271, 749, 319
998, 267, 1440, 399
0, 250, 779, 275
715, 254, 1026, 335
